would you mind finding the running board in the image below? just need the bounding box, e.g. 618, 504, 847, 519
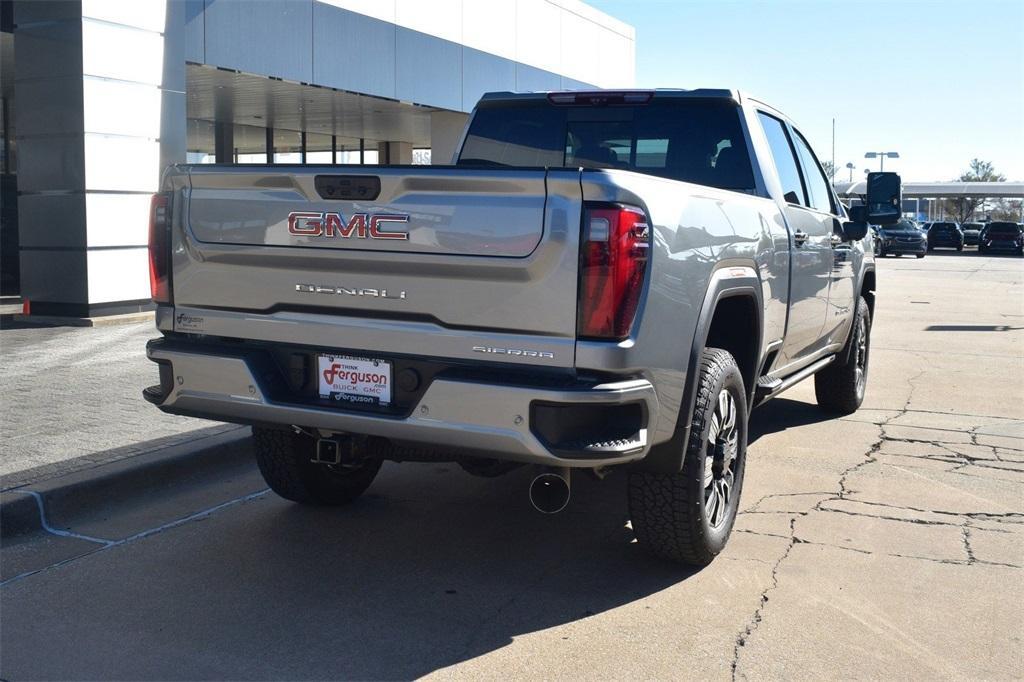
754, 355, 835, 404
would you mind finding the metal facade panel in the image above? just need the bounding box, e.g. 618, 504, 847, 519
184, 0, 205, 64
515, 63, 561, 93
312, 4, 396, 99
462, 48, 515, 112
561, 76, 597, 90
395, 27, 461, 111
203, 0, 313, 82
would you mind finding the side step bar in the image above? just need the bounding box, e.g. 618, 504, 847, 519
754, 355, 835, 404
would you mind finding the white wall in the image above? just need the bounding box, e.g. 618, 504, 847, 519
319, 0, 635, 88
80, 1, 167, 304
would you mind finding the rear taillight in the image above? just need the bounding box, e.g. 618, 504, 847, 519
577, 204, 650, 339
148, 192, 172, 304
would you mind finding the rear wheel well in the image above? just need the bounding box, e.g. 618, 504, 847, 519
705, 295, 759, 398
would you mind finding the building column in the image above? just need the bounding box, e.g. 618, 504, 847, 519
14, 0, 184, 317
377, 141, 413, 165
214, 121, 235, 163
430, 111, 469, 165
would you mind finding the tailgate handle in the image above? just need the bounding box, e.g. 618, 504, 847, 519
314, 175, 381, 201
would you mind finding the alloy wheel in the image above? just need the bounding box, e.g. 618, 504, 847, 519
704, 388, 739, 528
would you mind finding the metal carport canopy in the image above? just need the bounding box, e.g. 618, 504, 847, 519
835, 181, 1024, 198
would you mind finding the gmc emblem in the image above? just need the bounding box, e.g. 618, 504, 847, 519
288, 211, 409, 240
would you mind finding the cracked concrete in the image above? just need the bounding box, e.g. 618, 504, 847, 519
730, 254, 1023, 680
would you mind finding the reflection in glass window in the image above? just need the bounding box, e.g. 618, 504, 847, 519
791, 130, 834, 214
757, 113, 806, 206
636, 138, 668, 168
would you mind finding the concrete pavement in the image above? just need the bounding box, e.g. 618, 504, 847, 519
1, 251, 1021, 679
0, 321, 227, 489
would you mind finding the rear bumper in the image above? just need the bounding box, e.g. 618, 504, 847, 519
881, 241, 926, 254
980, 241, 1023, 253
146, 339, 660, 468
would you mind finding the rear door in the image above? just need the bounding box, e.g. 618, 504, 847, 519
757, 112, 832, 366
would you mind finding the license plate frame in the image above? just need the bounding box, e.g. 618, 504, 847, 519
317, 354, 393, 407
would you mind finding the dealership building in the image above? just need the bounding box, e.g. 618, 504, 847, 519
0, 0, 635, 317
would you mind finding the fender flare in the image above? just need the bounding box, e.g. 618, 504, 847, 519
637, 261, 764, 474
838, 263, 876, 366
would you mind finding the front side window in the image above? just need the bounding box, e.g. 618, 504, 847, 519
757, 113, 806, 206
791, 129, 834, 214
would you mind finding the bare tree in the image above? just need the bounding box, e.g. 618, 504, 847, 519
944, 159, 1006, 223
990, 199, 1023, 222
822, 160, 836, 182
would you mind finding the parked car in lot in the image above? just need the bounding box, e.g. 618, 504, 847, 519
978, 222, 1024, 255
927, 221, 964, 251
874, 218, 926, 258
961, 222, 984, 246
144, 89, 900, 566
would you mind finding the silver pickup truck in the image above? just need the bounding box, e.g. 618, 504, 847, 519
145, 89, 901, 565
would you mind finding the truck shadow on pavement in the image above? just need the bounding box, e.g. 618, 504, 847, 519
2, 462, 699, 680
748, 397, 834, 444
7, 400, 844, 678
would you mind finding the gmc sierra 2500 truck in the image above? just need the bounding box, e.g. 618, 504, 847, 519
144, 89, 902, 566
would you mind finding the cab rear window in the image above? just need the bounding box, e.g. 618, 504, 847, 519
458, 99, 756, 193
985, 223, 1022, 235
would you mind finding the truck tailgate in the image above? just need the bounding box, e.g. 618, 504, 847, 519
170, 166, 583, 368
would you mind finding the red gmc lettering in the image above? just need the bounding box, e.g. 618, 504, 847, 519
288, 211, 408, 240
369, 214, 410, 240
288, 212, 323, 235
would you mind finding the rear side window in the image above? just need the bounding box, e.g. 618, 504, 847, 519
757, 113, 806, 206
985, 222, 1022, 235
791, 129, 835, 214
457, 99, 756, 193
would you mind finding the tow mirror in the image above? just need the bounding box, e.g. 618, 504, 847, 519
843, 220, 869, 242
866, 172, 901, 225
842, 205, 869, 242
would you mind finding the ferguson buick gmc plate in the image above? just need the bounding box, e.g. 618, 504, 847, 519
318, 354, 392, 406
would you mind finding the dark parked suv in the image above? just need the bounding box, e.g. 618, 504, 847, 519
961, 222, 984, 246
874, 218, 926, 257
927, 221, 964, 251
978, 222, 1024, 255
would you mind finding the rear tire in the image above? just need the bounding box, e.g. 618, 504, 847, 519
916, 253, 925, 259
815, 296, 871, 415
628, 348, 747, 566
253, 427, 382, 505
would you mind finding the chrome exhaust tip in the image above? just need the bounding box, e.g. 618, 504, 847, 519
529, 467, 571, 514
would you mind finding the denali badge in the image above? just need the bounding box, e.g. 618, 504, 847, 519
472, 346, 555, 360
296, 284, 406, 300
288, 211, 409, 240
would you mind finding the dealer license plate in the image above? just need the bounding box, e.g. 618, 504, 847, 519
317, 354, 392, 406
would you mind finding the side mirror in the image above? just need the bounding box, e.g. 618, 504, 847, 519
866, 172, 902, 225
842, 221, 869, 241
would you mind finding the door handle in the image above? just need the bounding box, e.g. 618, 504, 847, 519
793, 230, 809, 247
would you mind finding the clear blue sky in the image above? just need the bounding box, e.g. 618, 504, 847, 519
589, 0, 1024, 182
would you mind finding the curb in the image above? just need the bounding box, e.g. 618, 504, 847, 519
0, 427, 253, 541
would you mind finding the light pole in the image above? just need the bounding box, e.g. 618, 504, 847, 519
864, 151, 899, 171
845, 162, 854, 182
